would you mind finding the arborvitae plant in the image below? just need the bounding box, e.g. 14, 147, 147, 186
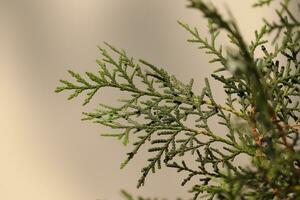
55, 0, 300, 199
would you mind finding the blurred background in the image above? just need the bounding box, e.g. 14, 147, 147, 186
0, 0, 287, 199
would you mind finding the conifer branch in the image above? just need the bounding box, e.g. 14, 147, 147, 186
57, 0, 300, 199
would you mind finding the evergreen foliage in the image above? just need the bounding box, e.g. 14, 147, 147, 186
56, 0, 300, 199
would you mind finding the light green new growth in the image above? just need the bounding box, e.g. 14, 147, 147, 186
56, 0, 300, 199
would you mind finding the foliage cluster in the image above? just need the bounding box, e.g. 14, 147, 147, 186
56, 0, 300, 199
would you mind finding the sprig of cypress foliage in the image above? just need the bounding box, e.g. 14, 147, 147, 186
56, 0, 300, 199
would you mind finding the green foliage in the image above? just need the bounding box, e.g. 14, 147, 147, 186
120, 190, 178, 200
56, 0, 300, 199
253, 0, 275, 7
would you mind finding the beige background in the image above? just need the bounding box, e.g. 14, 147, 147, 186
0, 0, 285, 199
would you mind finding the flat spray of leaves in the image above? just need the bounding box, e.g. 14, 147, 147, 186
56, 0, 300, 199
